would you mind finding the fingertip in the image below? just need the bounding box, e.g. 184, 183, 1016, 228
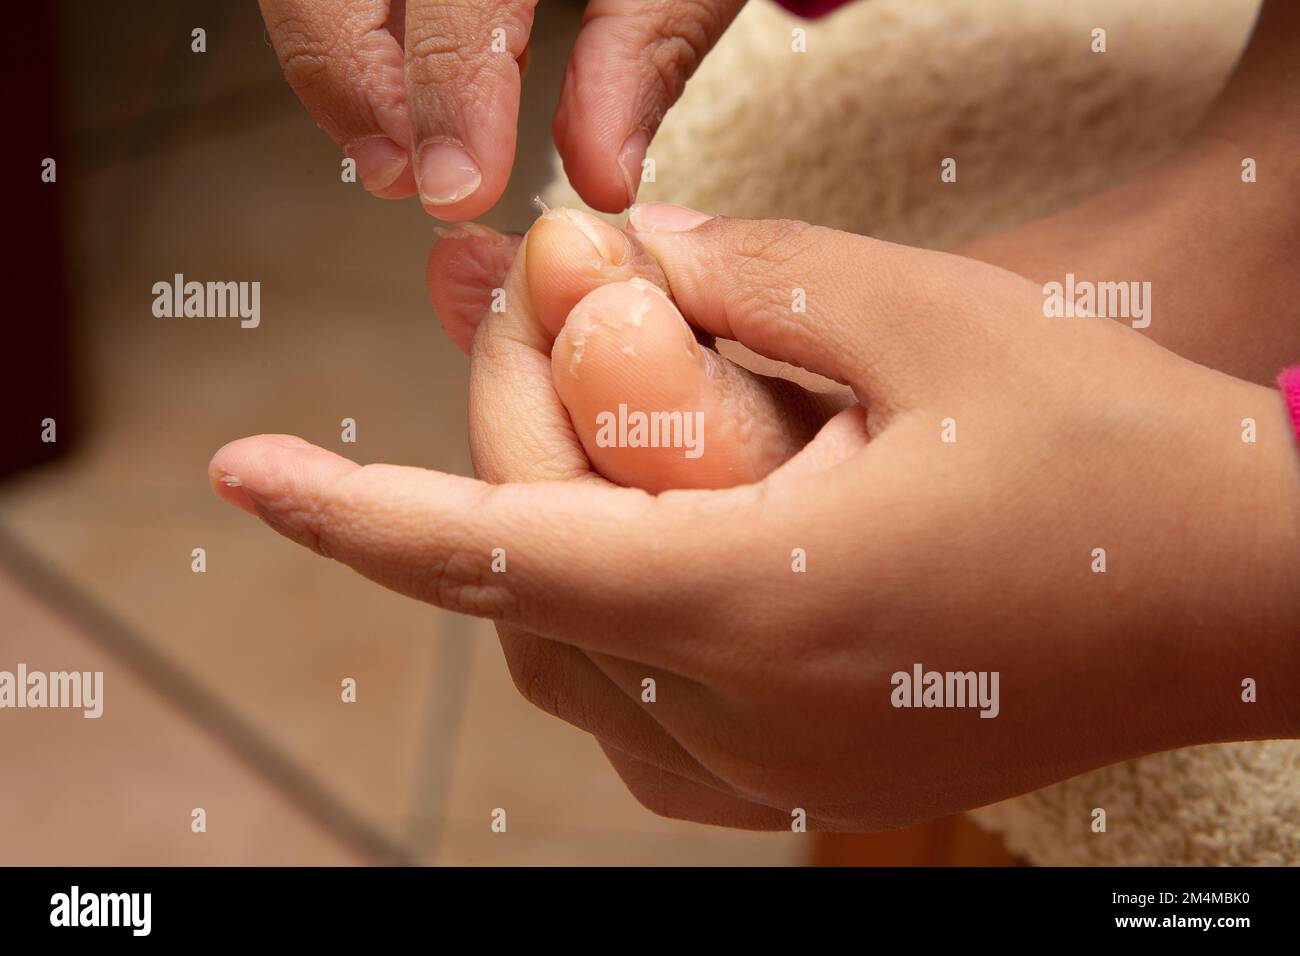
209, 433, 313, 474
346, 137, 417, 200
411, 62, 521, 221
552, 83, 645, 214
617, 130, 648, 208
414, 139, 512, 221
208, 464, 258, 517
369, 162, 418, 200
426, 225, 519, 354
553, 10, 686, 214
419, 186, 500, 223
404, 3, 529, 218
208, 435, 357, 518
556, 127, 644, 214
208, 435, 292, 516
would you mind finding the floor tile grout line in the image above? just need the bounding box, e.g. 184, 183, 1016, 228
0, 522, 415, 866
405, 611, 477, 862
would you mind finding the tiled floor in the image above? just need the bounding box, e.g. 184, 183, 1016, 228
0, 561, 371, 866
0, 0, 801, 866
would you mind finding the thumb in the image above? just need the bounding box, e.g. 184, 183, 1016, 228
554, 0, 746, 212
628, 204, 1012, 411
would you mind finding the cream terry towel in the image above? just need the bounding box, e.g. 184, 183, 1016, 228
541, 0, 1300, 865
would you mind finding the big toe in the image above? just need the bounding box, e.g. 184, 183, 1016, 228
524, 206, 670, 337
552, 280, 829, 492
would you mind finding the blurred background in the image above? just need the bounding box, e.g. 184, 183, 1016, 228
1, 0, 1255, 865
2, 0, 810, 866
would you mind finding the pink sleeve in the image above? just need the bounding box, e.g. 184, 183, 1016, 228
1281, 365, 1300, 446
773, 0, 855, 17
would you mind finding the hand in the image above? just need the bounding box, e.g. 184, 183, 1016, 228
258, 0, 744, 218
212, 210, 1300, 829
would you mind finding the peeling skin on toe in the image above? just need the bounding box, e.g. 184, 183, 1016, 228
564, 309, 596, 374
624, 277, 699, 361
552, 277, 822, 491
563, 285, 654, 376
625, 276, 667, 298
624, 294, 649, 329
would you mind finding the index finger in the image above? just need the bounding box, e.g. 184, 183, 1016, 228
208, 434, 760, 669
403, 0, 537, 219
260, 0, 416, 198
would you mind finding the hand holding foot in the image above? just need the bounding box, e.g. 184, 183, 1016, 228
212, 209, 1300, 829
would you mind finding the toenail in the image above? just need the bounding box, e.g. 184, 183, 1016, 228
541, 207, 628, 265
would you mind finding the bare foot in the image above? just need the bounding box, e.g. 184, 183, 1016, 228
427, 206, 844, 492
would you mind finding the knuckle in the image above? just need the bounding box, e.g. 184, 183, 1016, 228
324, 464, 518, 619
286, 467, 372, 563
732, 281, 818, 351
404, 24, 470, 65
428, 538, 518, 620
264, 492, 338, 562
731, 218, 816, 270
720, 218, 825, 345
300, 502, 336, 561
268, 16, 337, 92
403, 28, 499, 111
659, 0, 728, 63
643, 6, 710, 102
608, 1, 724, 120
420, 481, 519, 620
643, 37, 694, 111
405, 2, 531, 76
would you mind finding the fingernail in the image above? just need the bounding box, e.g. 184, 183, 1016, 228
618, 130, 649, 206
417, 142, 482, 207
628, 203, 713, 234
541, 207, 628, 264
211, 471, 259, 517
346, 137, 409, 192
